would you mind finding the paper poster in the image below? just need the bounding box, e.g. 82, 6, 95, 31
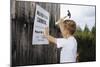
32, 4, 49, 45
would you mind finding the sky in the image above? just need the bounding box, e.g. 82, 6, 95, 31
60, 4, 95, 30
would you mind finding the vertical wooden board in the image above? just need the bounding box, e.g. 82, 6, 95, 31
11, 1, 60, 66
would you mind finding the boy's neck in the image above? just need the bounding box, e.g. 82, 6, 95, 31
63, 34, 72, 38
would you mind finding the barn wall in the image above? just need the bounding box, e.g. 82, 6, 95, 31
11, 1, 60, 66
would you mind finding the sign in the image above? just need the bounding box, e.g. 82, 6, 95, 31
32, 4, 49, 45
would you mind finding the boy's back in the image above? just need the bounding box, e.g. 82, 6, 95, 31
57, 36, 77, 63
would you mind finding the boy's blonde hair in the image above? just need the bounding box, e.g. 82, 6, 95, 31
63, 20, 76, 35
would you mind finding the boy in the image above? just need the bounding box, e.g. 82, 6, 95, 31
43, 16, 77, 63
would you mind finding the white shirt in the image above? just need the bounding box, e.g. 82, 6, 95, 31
56, 36, 77, 63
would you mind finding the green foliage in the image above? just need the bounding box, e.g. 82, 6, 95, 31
84, 24, 90, 32
91, 25, 96, 36
76, 26, 82, 32
74, 24, 96, 62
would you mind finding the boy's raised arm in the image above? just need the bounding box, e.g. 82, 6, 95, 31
43, 16, 67, 45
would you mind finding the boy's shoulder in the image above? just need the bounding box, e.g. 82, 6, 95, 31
57, 36, 75, 40
68, 36, 76, 40
69, 36, 77, 41
57, 36, 76, 43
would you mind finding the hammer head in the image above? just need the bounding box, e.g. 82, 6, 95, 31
67, 10, 71, 18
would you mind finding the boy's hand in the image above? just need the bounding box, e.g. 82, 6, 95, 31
43, 27, 49, 38
43, 27, 56, 44
55, 16, 67, 25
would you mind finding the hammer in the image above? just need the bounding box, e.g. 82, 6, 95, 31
55, 10, 71, 25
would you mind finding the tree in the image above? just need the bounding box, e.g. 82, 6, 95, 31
91, 24, 96, 35
84, 24, 90, 32
76, 26, 82, 32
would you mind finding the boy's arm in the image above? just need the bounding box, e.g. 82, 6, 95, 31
43, 16, 67, 44
43, 27, 56, 44
45, 35, 56, 44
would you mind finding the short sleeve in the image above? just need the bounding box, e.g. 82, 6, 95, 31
56, 37, 76, 48
56, 38, 65, 48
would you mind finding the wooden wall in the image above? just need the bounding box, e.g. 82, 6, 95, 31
11, 1, 60, 66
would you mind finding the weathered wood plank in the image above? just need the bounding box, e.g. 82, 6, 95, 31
11, 1, 60, 66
